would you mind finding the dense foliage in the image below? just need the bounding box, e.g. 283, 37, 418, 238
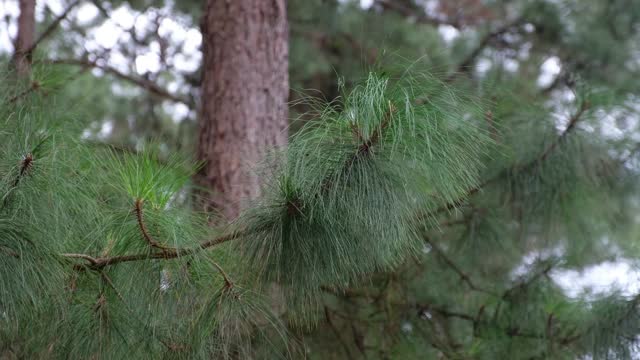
2, 0, 640, 359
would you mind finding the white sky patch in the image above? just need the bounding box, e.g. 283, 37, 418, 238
511, 246, 564, 278
598, 108, 626, 141
438, 24, 460, 45
91, 20, 122, 49
553, 260, 640, 298
111, 82, 141, 97
0, 0, 19, 53
503, 58, 519, 73
159, 17, 182, 41
108, 51, 130, 73
518, 42, 532, 60
35, 0, 62, 23
537, 56, 562, 88
76, 3, 99, 26
135, 52, 161, 74
401, 321, 413, 334
359, 0, 374, 9
424, 0, 439, 14
98, 119, 114, 139
523, 23, 536, 33
512, 245, 640, 300
475, 57, 493, 76
162, 101, 191, 123
110, 5, 136, 29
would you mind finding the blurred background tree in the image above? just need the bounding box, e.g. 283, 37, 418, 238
2, 0, 640, 359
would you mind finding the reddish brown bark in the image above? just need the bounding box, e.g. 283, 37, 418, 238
197, 0, 289, 220
13, 0, 36, 76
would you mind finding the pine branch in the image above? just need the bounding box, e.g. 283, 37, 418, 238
348, 101, 396, 166
559, 293, 640, 348
426, 100, 590, 216
8, 81, 41, 103
324, 306, 354, 359
424, 237, 497, 296
502, 261, 555, 301
536, 101, 589, 164
133, 199, 173, 251
1, 153, 35, 211
24, 0, 81, 57
359, 101, 396, 155
61, 230, 240, 270
12, 153, 34, 188
210, 259, 234, 288
100, 272, 127, 305
375, 0, 463, 28
296, 29, 378, 65
418, 304, 476, 322
445, 17, 523, 82
320, 101, 396, 194
417, 303, 579, 347
44, 58, 193, 107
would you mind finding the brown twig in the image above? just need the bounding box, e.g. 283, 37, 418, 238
424, 237, 497, 296
61, 230, 240, 270
321, 101, 397, 195
536, 101, 589, 164
14, 153, 34, 187
209, 259, 233, 288
359, 101, 396, 155
134, 199, 173, 251
324, 306, 354, 359
501, 261, 555, 302
100, 271, 127, 305
1, 153, 35, 211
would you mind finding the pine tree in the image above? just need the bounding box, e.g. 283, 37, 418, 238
2, 0, 640, 359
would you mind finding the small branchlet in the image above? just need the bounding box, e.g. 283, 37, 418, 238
1, 153, 35, 211
133, 198, 174, 253
355, 100, 396, 157
211, 259, 234, 290
8, 81, 40, 103
14, 153, 34, 187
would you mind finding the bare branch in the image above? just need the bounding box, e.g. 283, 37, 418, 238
446, 17, 523, 82
25, 0, 81, 56
209, 259, 233, 288
61, 230, 241, 270
324, 306, 354, 358
44, 58, 194, 107
8, 81, 40, 103
375, 0, 462, 28
134, 199, 174, 251
424, 237, 497, 296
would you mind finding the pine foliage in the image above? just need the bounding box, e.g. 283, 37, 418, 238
1, 60, 640, 360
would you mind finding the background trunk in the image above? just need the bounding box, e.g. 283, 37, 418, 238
13, 0, 36, 76
197, 0, 289, 220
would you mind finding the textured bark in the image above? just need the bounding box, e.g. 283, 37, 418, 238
13, 0, 36, 76
198, 0, 289, 220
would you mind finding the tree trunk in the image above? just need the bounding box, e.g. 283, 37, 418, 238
13, 0, 36, 77
197, 0, 289, 220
